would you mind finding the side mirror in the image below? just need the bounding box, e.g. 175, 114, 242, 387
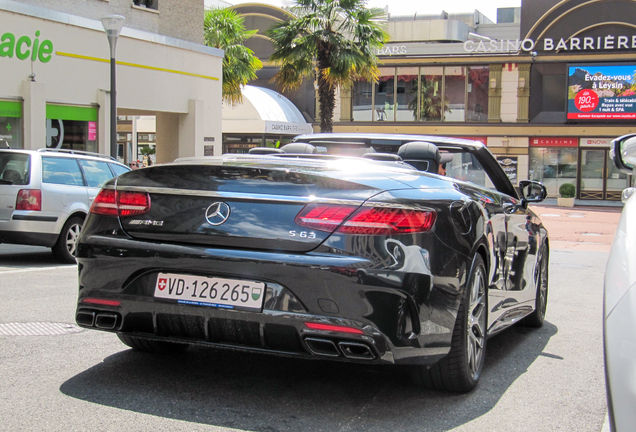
519, 180, 547, 204
610, 134, 636, 175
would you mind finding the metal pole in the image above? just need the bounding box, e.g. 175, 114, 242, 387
101, 15, 125, 160
110, 56, 117, 160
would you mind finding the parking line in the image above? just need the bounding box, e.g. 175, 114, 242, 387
0, 266, 75, 274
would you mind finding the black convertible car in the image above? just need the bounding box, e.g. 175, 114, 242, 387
75, 133, 549, 393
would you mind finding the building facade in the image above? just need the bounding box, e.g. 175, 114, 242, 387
330, 1, 635, 201
0, 0, 223, 164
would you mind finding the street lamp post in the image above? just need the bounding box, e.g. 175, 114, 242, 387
100, 15, 126, 160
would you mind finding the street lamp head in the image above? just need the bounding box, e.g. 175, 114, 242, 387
100, 15, 126, 39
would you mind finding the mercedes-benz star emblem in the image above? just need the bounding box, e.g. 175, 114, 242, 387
205, 202, 231, 226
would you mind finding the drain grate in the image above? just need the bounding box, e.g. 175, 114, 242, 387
0, 322, 84, 336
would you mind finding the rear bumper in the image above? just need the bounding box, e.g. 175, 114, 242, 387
0, 214, 61, 247
76, 233, 466, 366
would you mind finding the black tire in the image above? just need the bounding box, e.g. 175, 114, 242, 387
52, 216, 84, 264
413, 255, 488, 393
523, 246, 549, 327
117, 333, 190, 353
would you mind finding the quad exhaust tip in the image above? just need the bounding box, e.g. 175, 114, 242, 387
76, 311, 120, 330
76, 311, 95, 327
338, 341, 376, 360
304, 337, 376, 360
304, 338, 340, 357
94, 313, 118, 330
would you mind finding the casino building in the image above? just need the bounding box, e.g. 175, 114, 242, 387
329, 0, 636, 201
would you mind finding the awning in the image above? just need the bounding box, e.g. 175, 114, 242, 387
222, 85, 314, 135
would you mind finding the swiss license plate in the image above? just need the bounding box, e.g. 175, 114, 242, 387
154, 273, 265, 311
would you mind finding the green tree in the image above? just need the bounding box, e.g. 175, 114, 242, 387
204, 8, 263, 106
267, 0, 389, 132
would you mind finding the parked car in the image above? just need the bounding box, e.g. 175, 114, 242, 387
0, 148, 131, 263
74, 133, 549, 392
604, 134, 636, 431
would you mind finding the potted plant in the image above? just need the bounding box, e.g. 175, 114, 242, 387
558, 183, 576, 207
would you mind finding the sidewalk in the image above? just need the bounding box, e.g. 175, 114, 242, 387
538, 198, 624, 208
529, 204, 623, 252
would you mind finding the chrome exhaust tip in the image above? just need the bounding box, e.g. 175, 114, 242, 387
338, 341, 376, 360
94, 313, 118, 330
304, 337, 340, 357
76, 311, 95, 327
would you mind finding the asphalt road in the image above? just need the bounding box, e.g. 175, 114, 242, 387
0, 234, 610, 432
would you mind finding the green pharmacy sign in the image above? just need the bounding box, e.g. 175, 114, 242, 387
0, 30, 53, 63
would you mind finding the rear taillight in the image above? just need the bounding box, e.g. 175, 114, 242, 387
16, 189, 42, 211
294, 204, 357, 232
295, 204, 436, 235
338, 207, 436, 235
90, 189, 150, 217
117, 191, 151, 217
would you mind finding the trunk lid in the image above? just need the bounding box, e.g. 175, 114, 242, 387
115, 161, 408, 252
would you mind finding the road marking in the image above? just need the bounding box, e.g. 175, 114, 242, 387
0, 322, 83, 336
0, 266, 74, 274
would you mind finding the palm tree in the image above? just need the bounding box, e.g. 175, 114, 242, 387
204, 8, 263, 106
267, 0, 389, 132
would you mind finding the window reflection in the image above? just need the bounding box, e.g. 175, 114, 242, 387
419, 67, 443, 122
467, 66, 489, 122
352, 78, 373, 121
443, 66, 466, 122
396, 67, 418, 121
529, 148, 578, 197
374, 68, 395, 122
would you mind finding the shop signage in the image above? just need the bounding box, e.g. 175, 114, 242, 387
265, 121, 313, 134
567, 64, 636, 120
580, 137, 612, 147
496, 156, 518, 183
88, 122, 96, 141
376, 45, 408, 56
463, 35, 636, 54
530, 137, 578, 147
0, 30, 53, 63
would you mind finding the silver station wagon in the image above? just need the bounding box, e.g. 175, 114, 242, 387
0, 148, 130, 263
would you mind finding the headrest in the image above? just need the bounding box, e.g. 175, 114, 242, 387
248, 147, 284, 155
397, 141, 440, 162
362, 153, 403, 162
280, 143, 317, 154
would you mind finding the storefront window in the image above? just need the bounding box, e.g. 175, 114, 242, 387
349, 65, 489, 123
374, 68, 395, 122
443, 66, 466, 122
46, 105, 98, 154
529, 147, 578, 197
419, 67, 443, 122
396, 67, 418, 121
0, 101, 23, 149
352, 78, 373, 121
467, 66, 489, 122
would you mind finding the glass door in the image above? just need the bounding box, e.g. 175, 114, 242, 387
579, 148, 630, 200
606, 153, 630, 200
579, 149, 605, 199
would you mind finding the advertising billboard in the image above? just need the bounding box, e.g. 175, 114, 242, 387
567, 64, 636, 121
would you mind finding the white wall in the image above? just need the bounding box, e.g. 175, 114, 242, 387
0, 7, 223, 157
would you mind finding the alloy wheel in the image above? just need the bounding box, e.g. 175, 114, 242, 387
65, 222, 82, 256
466, 267, 486, 379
